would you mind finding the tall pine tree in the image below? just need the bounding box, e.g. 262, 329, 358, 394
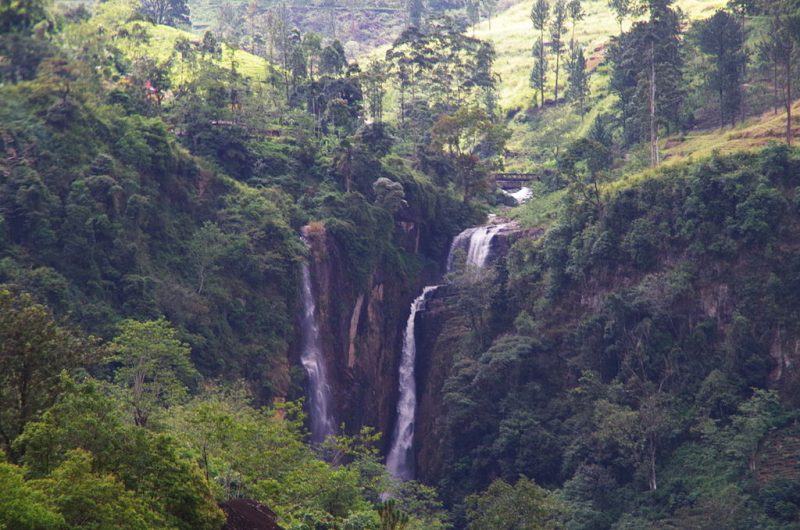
609, 0, 684, 164
696, 10, 747, 126
530, 0, 550, 107
550, 0, 568, 102
567, 45, 589, 120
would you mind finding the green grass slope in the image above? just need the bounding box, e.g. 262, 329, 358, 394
476, 0, 726, 112
474, 0, 725, 173
78, 0, 269, 81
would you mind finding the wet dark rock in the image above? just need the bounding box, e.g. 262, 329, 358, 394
221, 499, 283, 530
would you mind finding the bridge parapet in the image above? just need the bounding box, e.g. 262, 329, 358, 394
493, 173, 539, 190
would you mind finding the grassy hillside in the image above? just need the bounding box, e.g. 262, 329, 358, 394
660, 102, 800, 163
476, 0, 727, 111
80, 0, 269, 81
473, 0, 726, 173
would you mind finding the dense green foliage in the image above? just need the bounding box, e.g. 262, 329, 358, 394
0, 0, 487, 527
432, 145, 800, 528
0, 0, 482, 403
5, 0, 800, 527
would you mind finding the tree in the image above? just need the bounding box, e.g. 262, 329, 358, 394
530, 38, 548, 108
608, 0, 641, 34
0, 0, 49, 33
0, 460, 63, 529
407, 0, 424, 27
558, 138, 610, 210
759, 3, 800, 145
302, 32, 323, 81
165, 392, 375, 523
139, 0, 190, 27
16, 378, 225, 529
696, 10, 747, 126
608, 0, 684, 162
594, 394, 676, 491
108, 318, 198, 427
567, 0, 585, 53
187, 221, 230, 295
131, 56, 173, 109
362, 60, 388, 123
550, 0, 568, 102
566, 45, 589, 119
30, 449, 156, 530
386, 20, 497, 118
723, 389, 785, 473
199, 30, 221, 59
530, 0, 550, 107
320, 40, 347, 76
0, 287, 94, 460
378, 499, 410, 530
373, 178, 408, 214
465, 477, 561, 530
430, 106, 509, 202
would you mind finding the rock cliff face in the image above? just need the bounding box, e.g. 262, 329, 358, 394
293, 218, 541, 463
297, 223, 432, 448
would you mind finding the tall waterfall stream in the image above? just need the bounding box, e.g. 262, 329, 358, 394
299, 251, 336, 444
386, 220, 511, 479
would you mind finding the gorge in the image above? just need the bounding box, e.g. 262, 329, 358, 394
6, 0, 800, 526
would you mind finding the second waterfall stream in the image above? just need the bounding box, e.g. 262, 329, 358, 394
300, 238, 336, 444
386, 219, 512, 479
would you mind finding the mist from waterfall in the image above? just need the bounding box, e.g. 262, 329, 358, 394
300, 257, 336, 444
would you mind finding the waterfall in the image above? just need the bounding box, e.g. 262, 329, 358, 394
446, 227, 476, 271
464, 224, 501, 269
500, 186, 533, 205
446, 223, 502, 271
299, 257, 335, 444
387, 221, 509, 480
386, 285, 439, 480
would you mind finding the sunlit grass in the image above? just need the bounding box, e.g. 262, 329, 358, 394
660, 103, 800, 164
83, 0, 269, 83
474, 0, 726, 111
506, 182, 566, 228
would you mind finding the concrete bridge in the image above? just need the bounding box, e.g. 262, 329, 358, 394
286, 4, 403, 13
493, 173, 539, 190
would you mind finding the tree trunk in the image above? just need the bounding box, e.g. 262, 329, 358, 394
774, 61, 779, 115
540, 28, 546, 107
649, 442, 658, 491
787, 52, 794, 146
555, 47, 561, 102
571, 21, 576, 55
649, 40, 659, 167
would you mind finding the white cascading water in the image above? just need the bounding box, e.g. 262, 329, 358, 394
500, 186, 533, 205
387, 222, 507, 479
385, 285, 440, 480
447, 223, 502, 271
465, 224, 501, 268
300, 257, 336, 444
